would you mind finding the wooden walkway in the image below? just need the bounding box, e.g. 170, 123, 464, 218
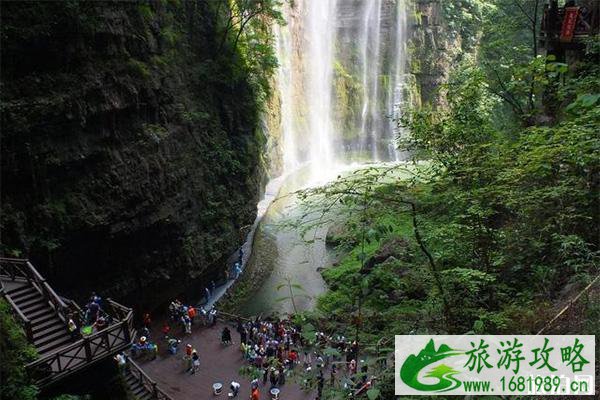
0, 258, 135, 389
137, 321, 314, 400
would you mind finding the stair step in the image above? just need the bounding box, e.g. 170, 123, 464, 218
26, 305, 55, 321
138, 393, 152, 400
33, 321, 66, 339
32, 318, 64, 334
19, 297, 46, 311
36, 335, 73, 355
7, 284, 34, 297
34, 327, 70, 348
10, 290, 42, 305
10, 288, 39, 302
31, 312, 58, 326
132, 385, 145, 396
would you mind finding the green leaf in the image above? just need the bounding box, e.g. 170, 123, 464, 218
366, 388, 380, 400
580, 94, 600, 107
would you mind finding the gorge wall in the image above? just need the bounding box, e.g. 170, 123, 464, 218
0, 2, 266, 307
408, 0, 481, 106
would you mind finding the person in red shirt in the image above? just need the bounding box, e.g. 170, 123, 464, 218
162, 322, 171, 339
188, 306, 196, 322
250, 387, 260, 400
143, 313, 152, 328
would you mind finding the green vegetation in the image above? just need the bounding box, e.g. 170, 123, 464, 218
288, 1, 599, 398
0, 299, 38, 400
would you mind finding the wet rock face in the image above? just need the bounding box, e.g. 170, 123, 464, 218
409, 0, 465, 106
1, 2, 265, 307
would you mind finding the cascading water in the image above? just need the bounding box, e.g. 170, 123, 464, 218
242, 0, 411, 315
306, 0, 338, 173
358, 0, 384, 160
276, 0, 409, 173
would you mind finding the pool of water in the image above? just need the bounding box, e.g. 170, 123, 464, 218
239, 167, 334, 316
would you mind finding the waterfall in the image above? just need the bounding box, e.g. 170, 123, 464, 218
358, 0, 384, 160
275, 0, 408, 175
389, 0, 408, 162
306, 0, 338, 173
275, 22, 298, 171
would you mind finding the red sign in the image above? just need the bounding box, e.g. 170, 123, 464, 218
560, 7, 580, 42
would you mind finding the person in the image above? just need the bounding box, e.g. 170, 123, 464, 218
222, 326, 232, 345
188, 305, 196, 323
184, 315, 192, 334
168, 337, 180, 354
316, 355, 324, 369
317, 370, 324, 399
330, 363, 337, 386
277, 365, 285, 386
269, 368, 278, 389
68, 317, 79, 341
148, 342, 158, 360
85, 301, 99, 324
233, 262, 242, 279
140, 325, 150, 339
230, 381, 240, 397
262, 366, 268, 385
237, 320, 247, 344
90, 292, 102, 306
205, 287, 211, 301
94, 316, 107, 332
191, 350, 200, 374
288, 349, 298, 369
162, 322, 171, 339
250, 386, 259, 400
184, 344, 193, 372
143, 312, 152, 328
349, 359, 357, 374
114, 352, 127, 375
208, 307, 217, 326
303, 350, 312, 367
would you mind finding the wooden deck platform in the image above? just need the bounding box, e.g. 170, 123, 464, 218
137, 321, 315, 400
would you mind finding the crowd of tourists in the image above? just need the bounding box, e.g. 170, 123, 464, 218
232, 315, 370, 399
114, 245, 379, 398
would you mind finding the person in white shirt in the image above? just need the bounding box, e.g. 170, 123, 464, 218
230, 381, 240, 397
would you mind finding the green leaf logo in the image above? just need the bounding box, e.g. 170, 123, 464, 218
400, 339, 464, 392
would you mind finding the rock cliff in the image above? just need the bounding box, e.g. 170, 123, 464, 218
1, 1, 266, 307
408, 0, 478, 106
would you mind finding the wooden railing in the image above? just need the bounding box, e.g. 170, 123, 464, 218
27, 300, 134, 387
127, 358, 173, 400
0, 286, 33, 341
0, 258, 69, 323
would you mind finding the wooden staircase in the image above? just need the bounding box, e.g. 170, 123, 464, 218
123, 358, 172, 400
125, 369, 154, 400
0, 258, 135, 388
6, 282, 73, 357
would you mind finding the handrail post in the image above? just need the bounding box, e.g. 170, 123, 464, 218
84, 337, 92, 362
122, 320, 131, 343
26, 321, 33, 343
152, 382, 158, 399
